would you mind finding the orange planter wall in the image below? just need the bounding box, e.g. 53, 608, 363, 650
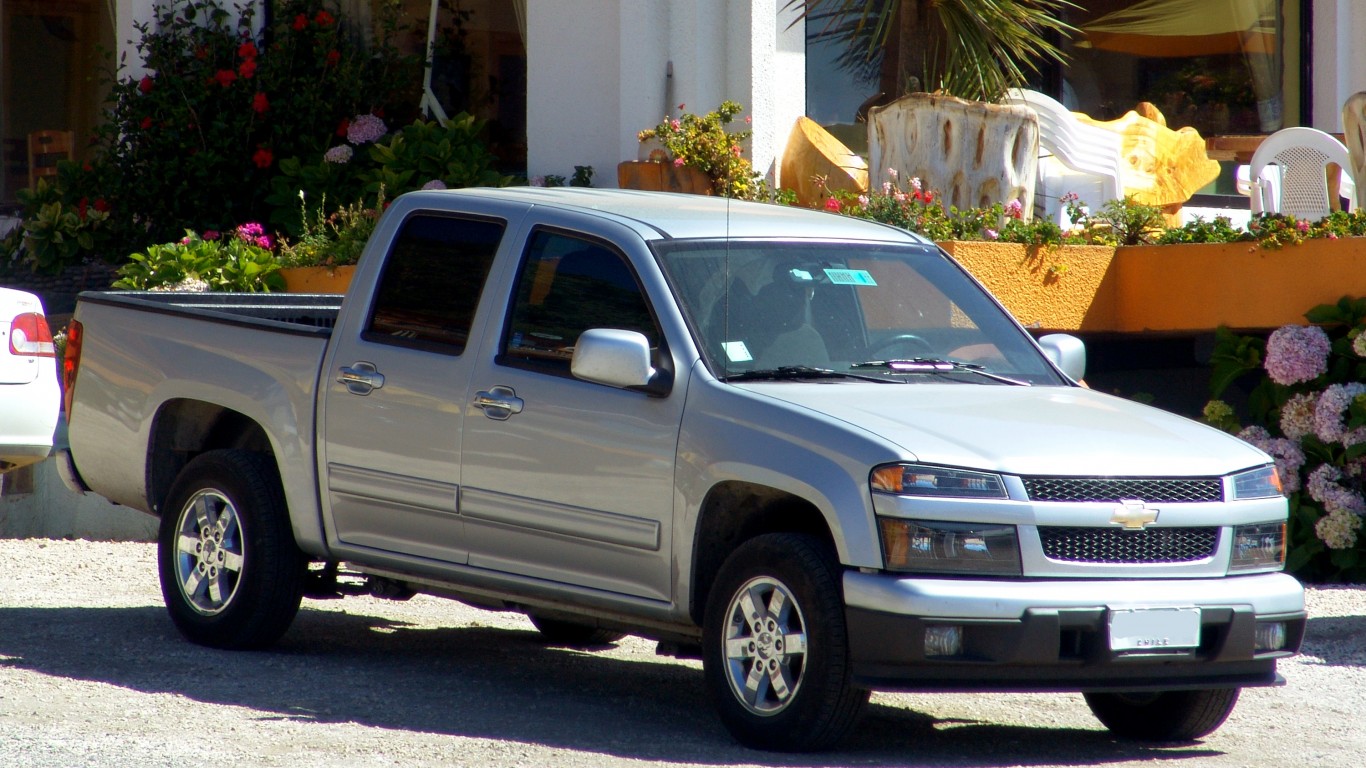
939, 241, 1119, 332
280, 265, 355, 294
1111, 240, 1366, 332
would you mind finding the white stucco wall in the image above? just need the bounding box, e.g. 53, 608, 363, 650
1312, 0, 1366, 131
526, 0, 805, 188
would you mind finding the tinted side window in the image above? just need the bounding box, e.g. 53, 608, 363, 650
364, 214, 504, 354
503, 230, 659, 370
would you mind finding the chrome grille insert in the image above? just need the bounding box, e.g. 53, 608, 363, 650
1022, 477, 1223, 503
1039, 526, 1219, 564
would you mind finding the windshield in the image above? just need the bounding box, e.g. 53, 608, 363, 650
654, 240, 1066, 386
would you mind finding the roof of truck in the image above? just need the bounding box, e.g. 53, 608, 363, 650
397, 186, 933, 244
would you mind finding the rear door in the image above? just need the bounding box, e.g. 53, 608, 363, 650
319, 207, 512, 563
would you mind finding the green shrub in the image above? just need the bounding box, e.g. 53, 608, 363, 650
114, 224, 284, 292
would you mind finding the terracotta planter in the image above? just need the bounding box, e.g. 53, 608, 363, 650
1111, 239, 1366, 332
279, 265, 356, 294
617, 161, 714, 195
938, 241, 1119, 332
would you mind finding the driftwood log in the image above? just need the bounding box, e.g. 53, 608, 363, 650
779, 116, 869, 207
1343, 92, 1366, 205
868, 93, 1038, 216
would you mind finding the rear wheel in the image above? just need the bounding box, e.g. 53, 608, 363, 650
528, 614, 626, 646
1084, 688, 1240, 741
702, 533, 868, 752
158, 450, 306, 650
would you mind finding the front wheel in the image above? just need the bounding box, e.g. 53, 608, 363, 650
1084, 688, 1240, 741
702, 533, 868, 752
158, 450, 306, 650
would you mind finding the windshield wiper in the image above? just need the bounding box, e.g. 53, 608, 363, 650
722, 366, 900, 383
851, 358, 1031, 386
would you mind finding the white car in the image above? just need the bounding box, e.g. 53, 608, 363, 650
1, 286, 60, 473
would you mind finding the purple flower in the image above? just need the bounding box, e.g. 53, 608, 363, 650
421, 179, 447, 190
346, 113, 387, 145
984, 228, 1000, 240
1264, 325, 1330, 385
1314, 382, 1366, 444
323, 145, 353, 164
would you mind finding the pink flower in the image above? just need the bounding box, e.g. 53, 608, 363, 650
984, 228, 1000, 240
673, 158, 684, 167
1296, 219, 1311, 233
203, 230, 220, 241
1264, 324, 1330, 385
1005, 199, 1024, 219
824, 197, 841, 212
346, 113, 387, 145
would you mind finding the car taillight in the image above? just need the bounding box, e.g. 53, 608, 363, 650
9, 312, 55, 357
62, 320, 83, 415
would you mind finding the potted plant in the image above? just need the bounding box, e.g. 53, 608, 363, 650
113, 223, 284, 292
275, 189, 386, 293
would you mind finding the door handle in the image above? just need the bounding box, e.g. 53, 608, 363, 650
473, 385, 524, 420
338, 362, 385, 396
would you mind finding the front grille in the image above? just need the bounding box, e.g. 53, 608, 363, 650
1039, 526, 1219, 564
1022, 477, 1223, 503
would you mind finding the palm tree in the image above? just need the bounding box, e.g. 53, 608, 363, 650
788, 0, 1077, 105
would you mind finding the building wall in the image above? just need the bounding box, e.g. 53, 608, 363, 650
1312, 0, 1366, 131
526, 0, 805, 188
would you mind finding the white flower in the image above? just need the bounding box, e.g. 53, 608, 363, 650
421, 179, 447, 190
323, 145, 353, 164
1315, 508, 1363, 550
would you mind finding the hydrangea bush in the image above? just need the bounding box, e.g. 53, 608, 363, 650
1205, 297, 1366, 582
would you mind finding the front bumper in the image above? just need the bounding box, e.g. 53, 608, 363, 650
843, 571, 1306, 692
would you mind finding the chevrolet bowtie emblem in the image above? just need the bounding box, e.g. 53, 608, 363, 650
1111, 499, 1159, 530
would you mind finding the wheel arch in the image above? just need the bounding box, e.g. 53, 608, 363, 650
688, 480, 838, 626
147, 399, 273, 517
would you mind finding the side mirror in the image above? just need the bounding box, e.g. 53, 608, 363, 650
1038, 333, 1086, 382
572, 328, 657, 390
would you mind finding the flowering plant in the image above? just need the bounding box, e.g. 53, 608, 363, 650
637, 101, 768, 200
61, 0, 419, 268
277, 188, 385, 268
114, 222, 285, 292
1205, 297, 1366, 582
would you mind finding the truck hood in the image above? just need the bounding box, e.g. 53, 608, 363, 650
736, 382, 1268, 477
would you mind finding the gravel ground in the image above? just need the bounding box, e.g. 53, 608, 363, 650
0, 539, 1362, 768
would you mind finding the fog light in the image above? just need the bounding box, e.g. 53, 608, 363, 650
924, 625, 963, 657
1255, 621, 1287, 652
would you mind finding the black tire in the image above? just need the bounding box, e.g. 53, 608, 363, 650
528, 614, 626, 646
702, 533, 868, 752
158, 450, 306, 650
1084, 688, 1241, 741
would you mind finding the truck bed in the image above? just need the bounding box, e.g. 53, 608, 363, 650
75, 291, 342, 335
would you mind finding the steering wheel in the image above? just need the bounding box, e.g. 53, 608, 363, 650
867, 333, 934, 360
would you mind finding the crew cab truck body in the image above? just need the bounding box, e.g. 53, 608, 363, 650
59, 187, 1305, 751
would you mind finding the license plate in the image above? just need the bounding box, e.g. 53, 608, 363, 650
1108, 607, 1201, 652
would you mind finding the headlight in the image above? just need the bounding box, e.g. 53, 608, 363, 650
1231, 465, 1283, 499
1229, 521, 1286, 572
879, 518, 1022, 575
871, 464, 1008, 499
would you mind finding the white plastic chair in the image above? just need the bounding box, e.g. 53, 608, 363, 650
1003, 89, 1125, 225
1247, 127, 1353, 221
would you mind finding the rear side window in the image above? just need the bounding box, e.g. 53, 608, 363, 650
364, 214, 504, 354
501, 229, 659, 372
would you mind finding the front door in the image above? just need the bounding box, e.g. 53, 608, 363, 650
459, 224, 683, 602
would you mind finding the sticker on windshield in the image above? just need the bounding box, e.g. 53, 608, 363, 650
824, 268, 877, 286
723, 341, 753, 363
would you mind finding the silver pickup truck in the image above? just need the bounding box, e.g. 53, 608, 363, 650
59, 187, 1304, 751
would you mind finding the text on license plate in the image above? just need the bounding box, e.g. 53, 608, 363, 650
1108, 607, 1202, 652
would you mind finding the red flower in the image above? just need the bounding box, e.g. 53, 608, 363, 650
214, 69, 237, 88
335, 118, 350, 137
292, 14, 308, 31
314, 10, 335, 26
238, 59, 257, 79
195, 46, 208, 60
140, 117, 153, 129
77, 197, 89, 220
824, 197, 841, 212
138, 75, 154, 94
252, 147, 274, 169
93, 198, 110, 213
325, 50, 340, 67
237, 41, 257, 60
252, 92, 269, 114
